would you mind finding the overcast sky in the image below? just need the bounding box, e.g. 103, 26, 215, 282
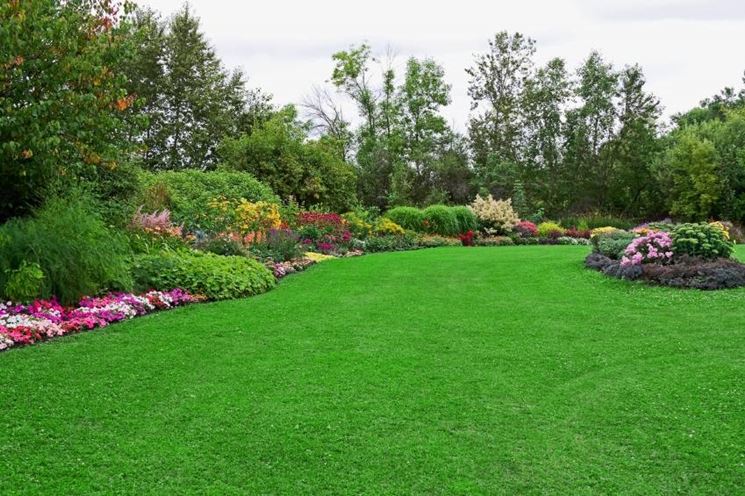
140, 0, 745, 130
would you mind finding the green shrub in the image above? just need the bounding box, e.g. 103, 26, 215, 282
363, 234, 419, 253
422, 205, 459, 236
450, 206, 478, 233
537, 221, 565, 237
591, 231, 635, 260
2, 261, 44, 304
561, 214, 636, 230
139, 170, 278, 231
132, 250, 275, 300
0, 193, 133, 305
194, 237, 250, 258
672, 223, 734, 260
385, 207, 424, 231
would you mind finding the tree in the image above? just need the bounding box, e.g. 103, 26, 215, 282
123, 5, 248, 170
562, 51, 619, 211
0, 0, 138, 221
218, 106, 357, 211
467, 32, 536, 183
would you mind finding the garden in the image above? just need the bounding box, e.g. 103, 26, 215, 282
3, 0, 745, 493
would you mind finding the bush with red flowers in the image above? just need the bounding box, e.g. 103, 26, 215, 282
459, 230, 475, 246
514, 221, 538, 237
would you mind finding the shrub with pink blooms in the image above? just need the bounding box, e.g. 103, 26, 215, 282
514, 221, 538, 237
620, 232, 674, 267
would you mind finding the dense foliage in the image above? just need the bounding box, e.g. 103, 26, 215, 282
0, 193, 132, 304
132, 250, 275, 300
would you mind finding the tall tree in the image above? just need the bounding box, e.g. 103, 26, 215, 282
466, 31, 536, 187
0, 0, 139, 220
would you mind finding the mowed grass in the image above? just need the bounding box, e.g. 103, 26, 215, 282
2, 246, 745, 495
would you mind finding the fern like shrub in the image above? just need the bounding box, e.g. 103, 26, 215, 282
131, 251, 275, 300
422, 205, 459, 236
0, 194, 133, 305
450, 206, 478, 233
385, 207, 424, 231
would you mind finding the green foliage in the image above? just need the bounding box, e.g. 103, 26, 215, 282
124, 5, 249, 170
591, 231, 635, 260
422, 205, 459, 236
194, 237, 249, 258
0, 193, 133, 305
450, 206, 478, 233
139, 170, 277, 230
672, 223, 733, 260
3, 261, 44, 304
218, 106, 357, 211
537, 221, 565, 237
385, 207, 425, 231
0, 0, 140, 220
363, 234, 419, 253
132, 250, 275, 300
560, 214, 635, 230
341, 211, 373, 239
252, 229, 303, 262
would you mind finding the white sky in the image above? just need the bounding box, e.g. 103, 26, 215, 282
140, 0, 745, 130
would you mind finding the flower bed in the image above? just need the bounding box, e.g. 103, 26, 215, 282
0, 289, 200, 352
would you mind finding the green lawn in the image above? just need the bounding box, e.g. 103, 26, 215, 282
2, 246, 745, 494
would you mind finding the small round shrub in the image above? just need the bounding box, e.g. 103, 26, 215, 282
473, 236, 515, 247
450, 206, 478, 233
363, 234, 419, 253
422, 205, 459, 236
537, 221, 565, 237
515, 221, 538, 237
385, 207, 424, 231
132, 250, 275, 300
591, 230, 635, 260
374, 218, 405, 236
672, 223, 734, 260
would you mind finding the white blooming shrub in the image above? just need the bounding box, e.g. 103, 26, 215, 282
468, 195, 520, 234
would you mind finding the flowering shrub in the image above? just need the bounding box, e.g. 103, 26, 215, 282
253, 228, 302, 262
537, 221, 565, 238
342, 212, 372, 239
296, 212, 351, 253
206, 197, 282, 237
591, 226, 620, 237
468, 195, 519, 234
0, 289, 198, 352
709, 221, 731, 241
459, 230, 475, 246
130, 207, 183, 238
374, 218, 405, 236
621, 231, 674, 267
268, 258, 316, 279
672, 223, 733, 260
564, 228, 592, 239
514, 221, 538, 237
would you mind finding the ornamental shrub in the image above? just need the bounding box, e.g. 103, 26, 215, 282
417, 235, 462, 248
450, 206, 479, 233
422, 205, 460, 236
363, 233, 419, 253
0, 193, 133, 305
374, 218, 405, 236
591, 231, 636, 260
139, 171, 278, 230
537, 221, 565, 237
621, 232, 674, 267
468, 195, 519, 234
672, 223, 733, 260
473, 236, 515, 247
132, 251, 275, 300
385, 207, 424, 231
342, 211, 373, 239
515, 221, 538, 237
252, 229, 302, 262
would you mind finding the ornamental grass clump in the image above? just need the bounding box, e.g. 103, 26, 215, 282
468, 195, 519, 234
621, 231, 674, 267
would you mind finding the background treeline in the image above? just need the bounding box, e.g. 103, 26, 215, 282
2, 0, 745, 226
